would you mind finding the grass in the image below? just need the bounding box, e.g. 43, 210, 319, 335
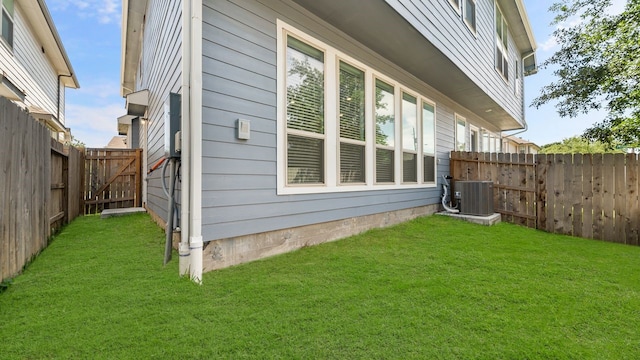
1, 213, 640, 359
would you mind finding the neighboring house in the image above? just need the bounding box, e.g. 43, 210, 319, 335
106, 135, 127, 149
120, 0, 537, 280
0, 0, 79, 141
503, 135, 540, 154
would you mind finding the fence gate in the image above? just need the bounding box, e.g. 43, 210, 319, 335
83, 148, 142, 214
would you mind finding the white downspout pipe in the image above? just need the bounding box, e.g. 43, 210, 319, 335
180, 0, 192, 278
186, 0, 204, 284
190, 0, 204, 284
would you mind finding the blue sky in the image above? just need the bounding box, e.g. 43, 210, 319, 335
47, 0, 625, 148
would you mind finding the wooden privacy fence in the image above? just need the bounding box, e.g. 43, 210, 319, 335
1, 97, 84, 283
83, 148, 142, 214
450, 151, 639, 245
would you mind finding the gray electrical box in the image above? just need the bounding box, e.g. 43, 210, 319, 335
164, 93, 181, 158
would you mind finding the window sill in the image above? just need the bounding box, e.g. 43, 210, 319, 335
277, 183, 437, 195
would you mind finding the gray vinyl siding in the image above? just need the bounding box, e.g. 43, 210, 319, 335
200, 0, 496, 241
136, 0, 182, 222
0, 7, 59, 122
386, 0, 524, 123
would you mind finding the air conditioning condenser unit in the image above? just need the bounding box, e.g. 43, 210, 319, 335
456, 181, 494, 216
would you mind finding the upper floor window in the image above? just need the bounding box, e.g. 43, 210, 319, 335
1, 0, 14, 48
496, 5, 509, 81
463, 0, 476, 33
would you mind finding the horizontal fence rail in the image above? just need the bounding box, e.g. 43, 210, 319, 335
451, 151, 639, 245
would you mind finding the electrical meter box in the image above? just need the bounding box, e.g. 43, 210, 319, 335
164, 93, 181, 158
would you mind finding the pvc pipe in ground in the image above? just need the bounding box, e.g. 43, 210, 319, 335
179, 241, 190, 276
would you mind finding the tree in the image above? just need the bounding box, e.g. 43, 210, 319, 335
532, 0, 640, 148
539, 136, 622, 154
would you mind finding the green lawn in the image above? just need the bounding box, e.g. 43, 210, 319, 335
1, 213, 639, 359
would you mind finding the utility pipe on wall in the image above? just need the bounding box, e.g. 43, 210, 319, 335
189, 0, 204, 284
181, 0, 204, 283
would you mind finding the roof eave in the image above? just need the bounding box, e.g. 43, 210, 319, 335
515, 0, 537, 53
120, 0, 148, 97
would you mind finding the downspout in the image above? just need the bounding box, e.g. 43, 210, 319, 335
189, 0, 204, 284
180, 0, 192, 278
57, 73, 73, 124
181, 0, 203, 283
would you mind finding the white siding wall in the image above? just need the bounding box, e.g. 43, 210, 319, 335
387, 0, 525, 124
0, 6, 60, 122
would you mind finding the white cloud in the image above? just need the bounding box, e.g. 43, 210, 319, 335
539, 36, 558, 52
75, 79, 121, 100
50, 0, 120, 25
65, 103, 124, 147
605, 0, 626, 16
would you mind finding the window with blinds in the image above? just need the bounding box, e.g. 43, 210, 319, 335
496, 5, 509, 81
375, 79, 395, 183
422, 102, 435, 183
339, 61, 365, 184
286, 35, 325, 184
402, 93, 417, 183
278, 21, 439, 194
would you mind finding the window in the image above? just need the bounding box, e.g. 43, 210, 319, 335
278, 21, 437, 194
495, 5, 509, 80
375, 79, 395, 184
518, 145, 526, 154
463, 0, 476, 33
515, 60, 520, 95
448, 0, 461, 13
422, 101, 436, 183
470, 126, 479, 152
455, 115, 466, 151
402, 93, 418, 183
339, 61, 366, 184
285, 35, 325, 185
1, 0, 13, 48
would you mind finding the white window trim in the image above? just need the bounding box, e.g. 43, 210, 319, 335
277, 19, 437, 195
455, 114, 466, 151
448, 0, 461, 14
463, 0, 477, 35
495, 3, 509, 83
421, 99, 437, 184
337, 57, 369, 186
0, 0, 14, 50
469, 124, 479, 152
400, 89, 420, 184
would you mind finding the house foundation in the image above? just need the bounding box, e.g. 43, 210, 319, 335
202, 204, 439, 272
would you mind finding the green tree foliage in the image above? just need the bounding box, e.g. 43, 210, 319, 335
539, 136, 623, 154
532, 0, 640, 148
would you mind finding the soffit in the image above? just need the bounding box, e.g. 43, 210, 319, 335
292, 0, 526, 130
